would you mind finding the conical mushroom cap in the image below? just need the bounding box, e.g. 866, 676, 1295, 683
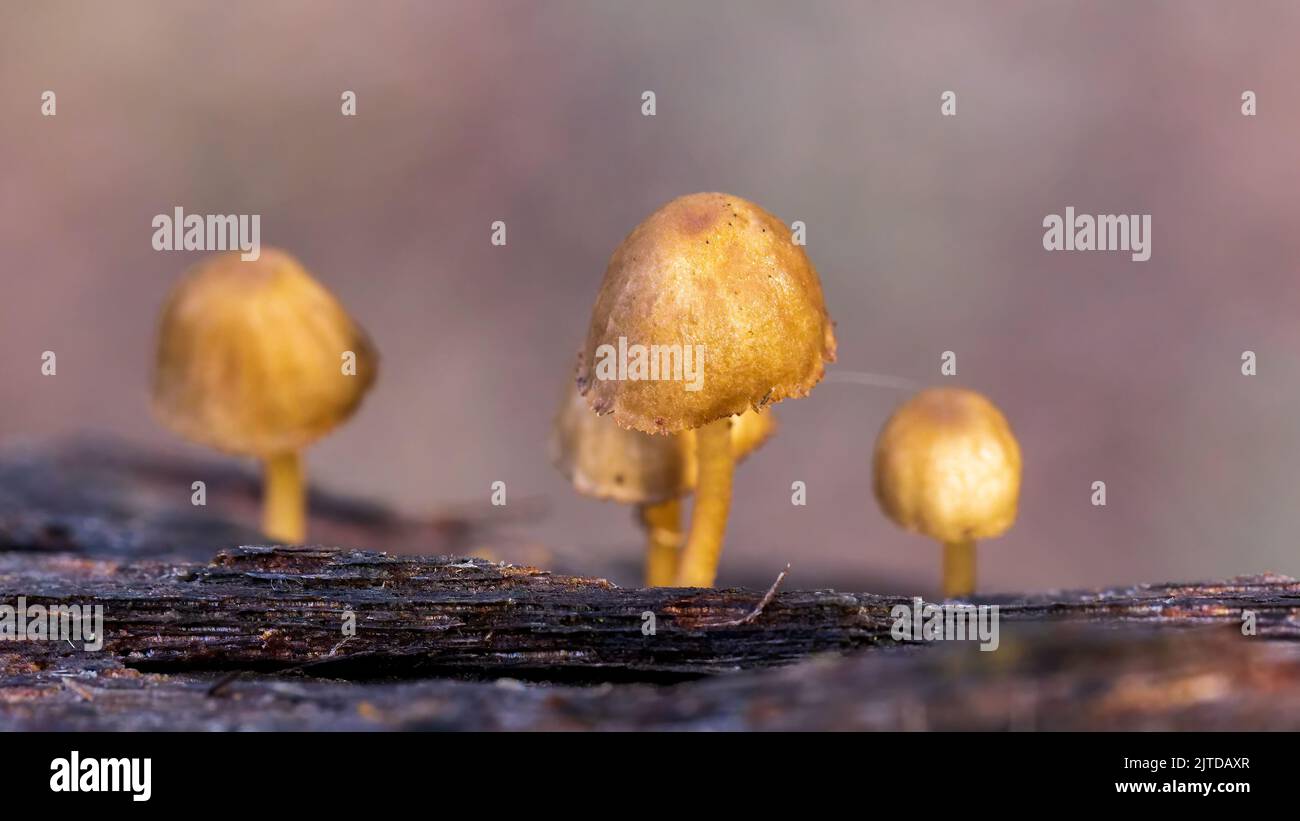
551, 379, 775, 505
577, 192, 835, 434
152, 249, 378, 457
873, 387, 1022, 544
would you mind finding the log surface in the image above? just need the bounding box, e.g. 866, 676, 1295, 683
1, 440, 1298, 730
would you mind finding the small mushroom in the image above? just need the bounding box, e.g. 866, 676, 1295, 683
577, 192, 836, 586
551, 381, 774, 586
872, 387, 1021, 598
152, 249, 377, 543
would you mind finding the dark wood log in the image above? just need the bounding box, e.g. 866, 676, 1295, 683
0, 437, 542, 561
4, 613, 1298, 731
1, 439, 1298, 730
2, 544, 1298, 729
6, 544, 1295, 676
0, 547, 902, 680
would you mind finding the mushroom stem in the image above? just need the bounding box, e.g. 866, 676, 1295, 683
640, 499, 683, 587
942, 539, 976, 599
675, 418, 734, 587
262, 451, 306, 543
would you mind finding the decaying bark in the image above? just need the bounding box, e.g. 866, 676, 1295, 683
0, 438, 545, 561
3, 545, 1298, 730
1, 547, 900, 679
1, 439, 1298, 730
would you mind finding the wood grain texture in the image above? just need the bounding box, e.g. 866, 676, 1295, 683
1, 440, 1297, 730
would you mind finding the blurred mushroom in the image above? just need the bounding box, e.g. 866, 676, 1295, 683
873, 387, 1022, 598
577, 192, 835, 586
552, 380, 774, 585
152, 249, 377, 543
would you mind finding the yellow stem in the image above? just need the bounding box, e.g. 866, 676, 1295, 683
674, 418, 734, 587
263, 451, 306, 543
942, 539, 976, 599
640, 498, 683, 587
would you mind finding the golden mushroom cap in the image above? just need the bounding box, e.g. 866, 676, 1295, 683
551, 380, 775, 505
577, 192, 835, 434
873, 388, 1022, 544
152, 249, 378, 457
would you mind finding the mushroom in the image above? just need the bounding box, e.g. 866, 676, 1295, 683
551, 380, 775, 585
152, 249, 378, 543
577, 192, 836, 586
872, 387, 1021, 598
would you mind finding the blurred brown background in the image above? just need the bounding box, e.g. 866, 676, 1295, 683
2, 1, 1298, 593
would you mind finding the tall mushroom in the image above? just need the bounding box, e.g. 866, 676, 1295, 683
872, 387, 1021, 598
577, 193, 836, 587
152, 249, 377, 543
551, 380, 775, 585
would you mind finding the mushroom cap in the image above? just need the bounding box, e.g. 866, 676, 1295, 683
152, 249, 378, 457
577, 192, 835, 434
551, 380, 775, 505
873, 388, 1021, 544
